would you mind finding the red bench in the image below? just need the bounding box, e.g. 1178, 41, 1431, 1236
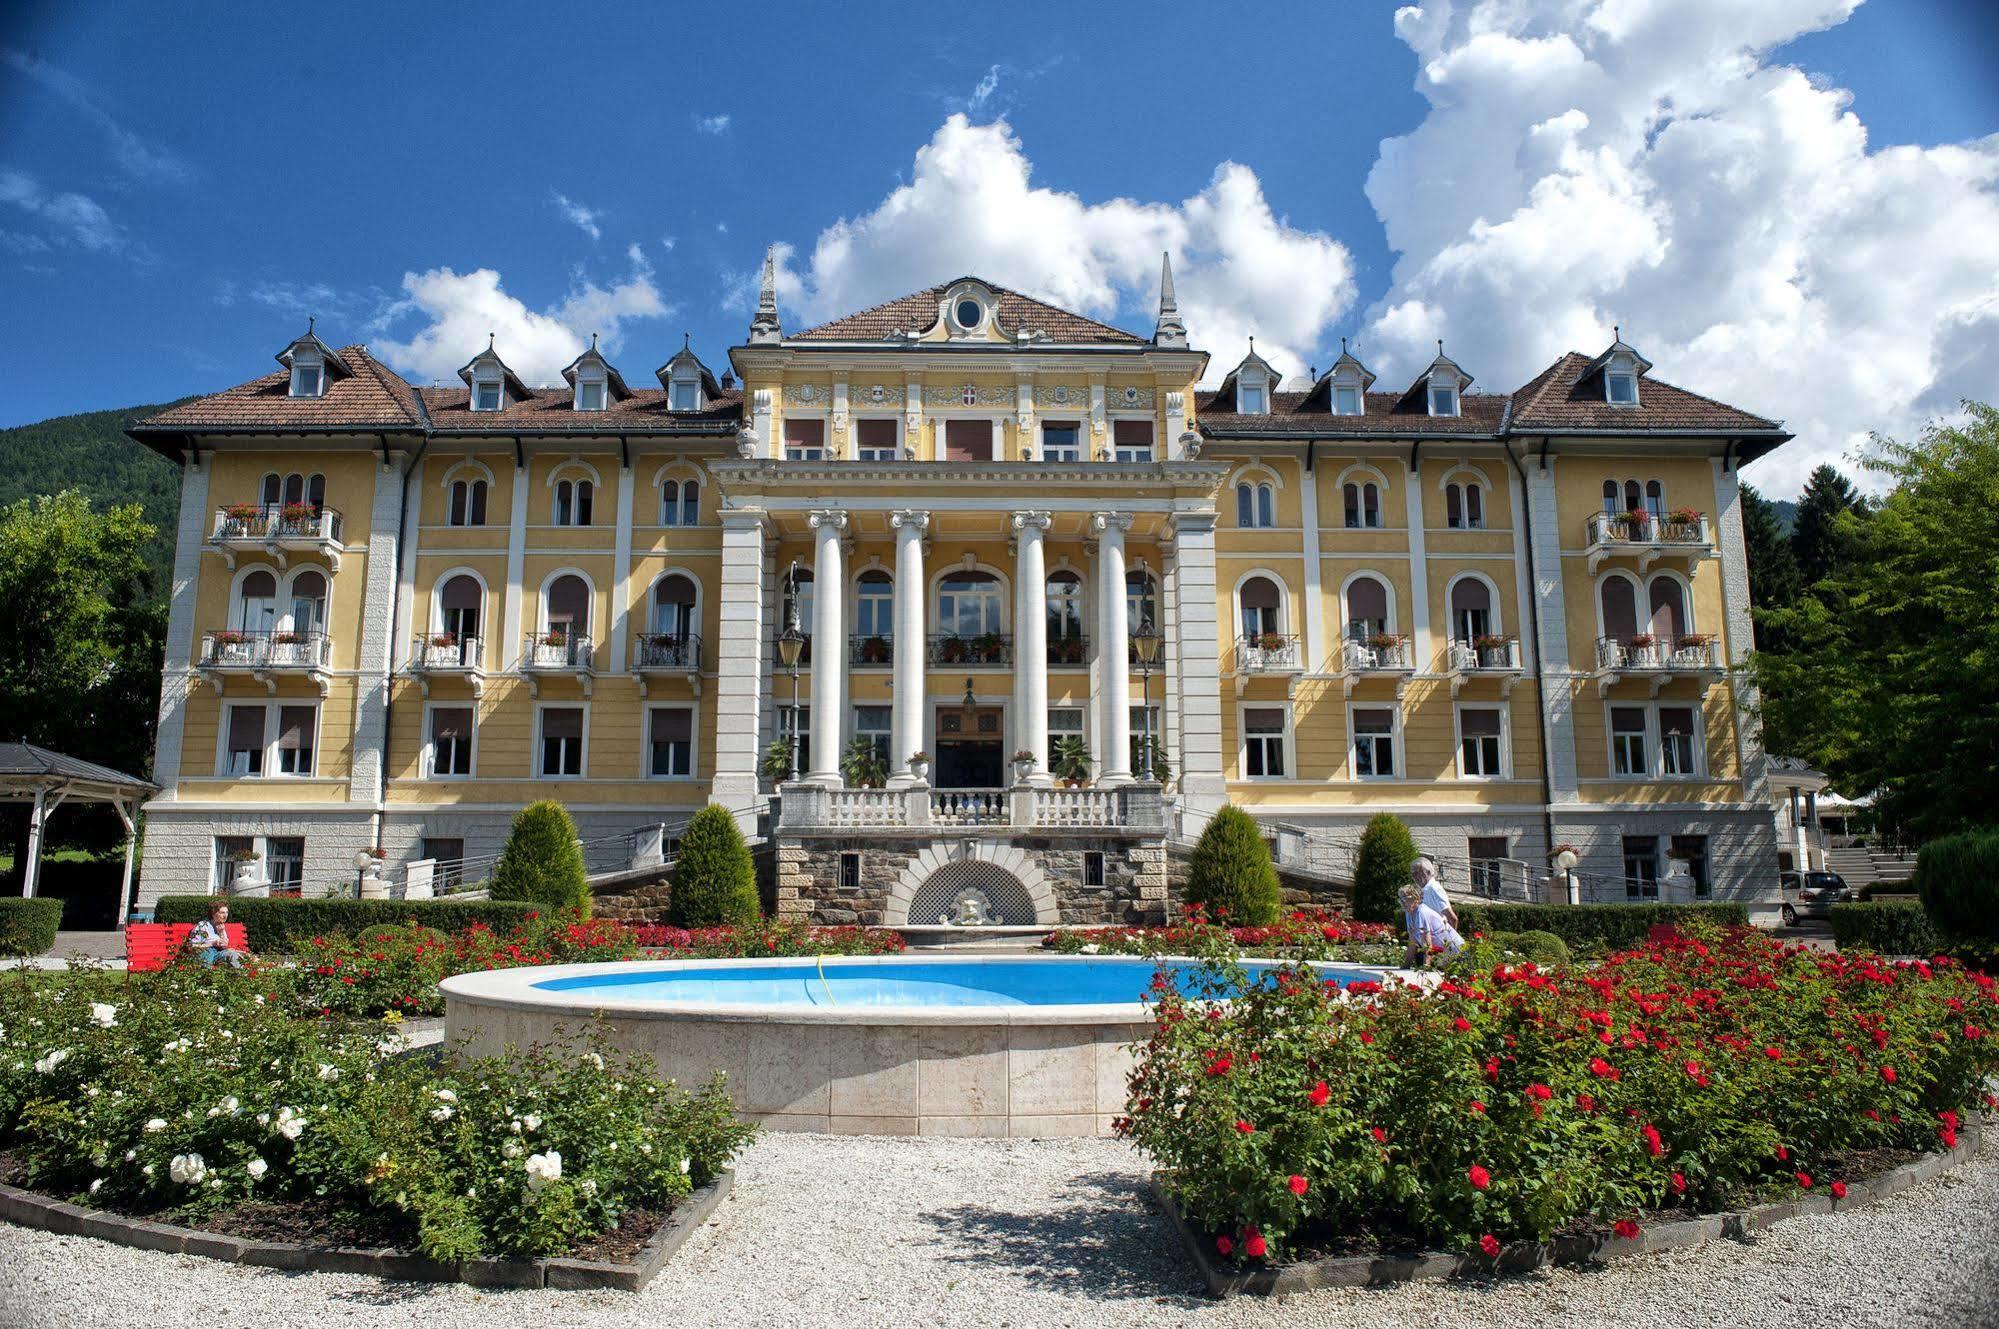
125, 922, 250, 973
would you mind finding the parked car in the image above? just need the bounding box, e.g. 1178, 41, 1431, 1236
1779, 870, 1852, 926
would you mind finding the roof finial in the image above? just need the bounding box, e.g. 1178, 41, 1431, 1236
487, 332, 495, 351
683, 332, 691, 350
306, 315, 316, 336
749, 244, 783, 344
1152, 250, 1187, 347
1340, 336, 1348, 354
1437, 338, 1445, 356
590, 331, 600, 350
1614, 323, 1621, 342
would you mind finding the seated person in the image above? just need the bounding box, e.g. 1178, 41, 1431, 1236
1398, 882, 1464, 968
185, 901, 249, 969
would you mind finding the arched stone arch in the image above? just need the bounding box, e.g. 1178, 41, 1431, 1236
437, 458, 497, 491
1333, 461, 1392, 494
884, 840, 1059, 926
1225, 460, 1286, 491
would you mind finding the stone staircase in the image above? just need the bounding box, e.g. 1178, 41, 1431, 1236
1823, 845, 1917, 890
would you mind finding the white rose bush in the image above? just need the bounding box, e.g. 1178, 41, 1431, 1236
0, 962, 754, 1260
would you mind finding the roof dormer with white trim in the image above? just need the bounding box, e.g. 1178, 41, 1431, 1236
1592, 326, 1652, 406
561, 334, 630, 412
1220, 338, 1279, 415
458, 336, 530, 413
655, 335, 723, 413
276, 318, 350, 399
1321, 338, 1375, 416
1417, 341, 1473, 418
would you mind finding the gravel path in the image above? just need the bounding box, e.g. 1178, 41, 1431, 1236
2, 1132, 1994, 1329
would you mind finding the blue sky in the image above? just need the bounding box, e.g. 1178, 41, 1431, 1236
3, 0, 1996, 495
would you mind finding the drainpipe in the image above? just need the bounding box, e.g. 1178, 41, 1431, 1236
1506, 436, 1559, 877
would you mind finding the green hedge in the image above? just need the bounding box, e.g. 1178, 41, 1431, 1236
1914, 828, 1999, 940
0, 898, 64, 956
1453, 902, 1749, 953
1829, 901, 1946, 956
151, 897, 541, 953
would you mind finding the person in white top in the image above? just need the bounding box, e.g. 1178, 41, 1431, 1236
1411, 855, 1458, 931
1399, 882, 1464, 968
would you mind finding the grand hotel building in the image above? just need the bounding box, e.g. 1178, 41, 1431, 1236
129, 254, 1790, 923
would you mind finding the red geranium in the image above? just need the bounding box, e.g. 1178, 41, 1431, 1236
1371, 1126, 1388, 1145
1215, 1234, 1234, 1256
1670, 1171, 1687, 1195
1235, 1119, 1255, 1135
1479, 1233, 1501, 1258
1468, 1165, 1491, 1190
1831, 1180, 1849, 1199
1287, 1174, 1308, 1196
1796, 1172, 1813, 1189
1880, 1065, 1897, 1083
1642, 1123, 1664, 1157
1308, 1080, 1330, 1106
1614, 1219, 1641, 1240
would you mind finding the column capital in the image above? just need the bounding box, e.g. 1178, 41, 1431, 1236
1166, 511, 1217, 539
1090, 510, 1135, 536
719, 507, 769, 534
889, 509, 931, 533
807, 509, 849, 533
1011, 510, 1053, 533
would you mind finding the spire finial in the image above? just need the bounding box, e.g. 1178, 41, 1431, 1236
306, 315, 315, 335
1614, 323, 1621, 342
1340, 336, 1348, 354
590, 331, 599, 350
1437, 338, 1445, 356
683, 331, 691, 350
487, 332, 495, 351
749, 244, 783, 344
1152, 250, 1187, 347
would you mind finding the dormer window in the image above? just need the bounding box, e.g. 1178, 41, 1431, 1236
290, 359, 323, 399
1595, 329, 1651, 407
1429, 385, 1458, 417
1607, 371, 1638, 405
671, 380, 698, 411
1335, 385, 1361, 415
655, 335, 718, 414
1322, 341, 1375, 418
276, 321, 348, 399
474, 378, 502, 412
1240, 381, 1266, 414
576, 377, 606, 412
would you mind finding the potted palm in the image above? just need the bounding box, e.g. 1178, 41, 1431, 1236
759, 737, 796, 785
1050, 736, 1092, 787
840, 737, 888, 789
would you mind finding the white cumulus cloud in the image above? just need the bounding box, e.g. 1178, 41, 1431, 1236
0, 168, 148, 261
551, 191, 603, 242
763, 115, 1354, 384
693, 113, 731, 135
1359, 0, 1999, 494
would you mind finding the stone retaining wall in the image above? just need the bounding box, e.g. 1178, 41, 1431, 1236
775, 833, 1170, 926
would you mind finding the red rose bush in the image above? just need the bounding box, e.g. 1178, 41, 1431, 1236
1121, 927, 1998, 1263
1045, 905, 1396, 963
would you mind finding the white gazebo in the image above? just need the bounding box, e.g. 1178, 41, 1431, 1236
1, 742, 156, 926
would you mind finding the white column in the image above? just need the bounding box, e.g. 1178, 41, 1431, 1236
114, 797, 137, 926
609, 463, 636, 672
1299, 461, 1327, 671
21, 788, 46, 899
1170, 511, 1226, 830
1403, 456, 1432, 671
807, 510, 848, 785
709, 510, 768, 823
890, 510, 929, 782
501, 463, 530, 666
1013, 512, 1052, 784
1094, 511, 1134, 783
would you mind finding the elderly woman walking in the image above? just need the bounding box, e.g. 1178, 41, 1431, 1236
1411, 854, 1458, 931
1400, 881, 1464, 968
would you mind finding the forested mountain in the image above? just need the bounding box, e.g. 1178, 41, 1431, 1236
0, 404, 183, 592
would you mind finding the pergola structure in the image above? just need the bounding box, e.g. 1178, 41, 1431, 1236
1, 742, 156, 926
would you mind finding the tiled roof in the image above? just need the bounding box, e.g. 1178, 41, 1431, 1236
1198, 389, 1510, 437
417, 387, 743, 432
1508, 352, 1782, 433
791, 282, 1145, 345
134, 346, 426, 432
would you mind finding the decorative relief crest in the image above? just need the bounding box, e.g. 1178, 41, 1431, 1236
1033, 384, 1090, 409
784, 382, 831, 406
924, 384, 1012, 407
1112, 385, 1155, 409
856, 382, 903, 406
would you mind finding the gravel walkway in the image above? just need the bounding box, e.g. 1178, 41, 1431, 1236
2, 1132, 1994, 1329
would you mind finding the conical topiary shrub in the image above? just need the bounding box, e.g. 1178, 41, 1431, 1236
1184, 805, 1281, 926
1352, 812, 1418, 924
669, 804, 760, 928
490, 800, 591, 917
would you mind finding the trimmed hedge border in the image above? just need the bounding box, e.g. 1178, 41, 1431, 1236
0, 1166, 732, 1292
1454, 902, 1749, 953
152, 896, 541, 954
0, 897, 64, 957
1155, 1115, 1984, 1298
1828, 901, 1945, 955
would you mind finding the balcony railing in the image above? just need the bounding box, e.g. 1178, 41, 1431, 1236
209, 504, 345, 569
635, 632, 703, 672
1595, 633, 1722, 673
928, 633, 1013, 667
1237, 633, 1304, 673
412, 634, 482, 670
1446, 636, 1522, 694
1047, 634, 1090, 668
849, 634, 895, 667
522, 632, 594, 672
778, 781, 1168, 834
1342, 635, 1414, 672
1585, 511, 1714, 572
201, 628, 332, 670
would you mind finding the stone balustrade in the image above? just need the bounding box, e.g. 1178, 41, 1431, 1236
776, 781, 1167, 835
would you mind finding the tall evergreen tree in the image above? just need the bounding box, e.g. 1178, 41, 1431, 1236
1741, 484, 1802, 620
1790, 463, 1867, 588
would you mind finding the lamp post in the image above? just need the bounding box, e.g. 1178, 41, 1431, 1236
777, 561, 805, 783
1553, 846, 1580, 906
1132, 615, 1160, 781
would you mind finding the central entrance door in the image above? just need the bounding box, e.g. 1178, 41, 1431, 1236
936, 705, 1005, 788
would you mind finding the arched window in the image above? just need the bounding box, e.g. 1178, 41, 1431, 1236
651, 573, 698, 639
261, 473, 280, 506
1602, 480, 1620, 516
1046, 572, 1085, 658
1647, 577, 1687, 640
937, 571, 1003, 637
1344, 481, 1381, 529
1449, 577, 1493, 642
1127, 569, 1158, 634
287, 570, 327, 635
1236, 482, 1275, 528
554, 478, 594, 526
1447, 481, 1485, 529
237, 569, 278, 633
437, 574, 482, 649
1345, 576, 1389, 640
545, 574, 591, 640
661, 479, 699, 526
264, 472, 325, 512
448, 479, 488, 526
1623, 480, 1643, 515
1239, 575, 1282, 639
1600, 574, 1640, 640
1644, 479, 1665, 519
855, 570, 893, 646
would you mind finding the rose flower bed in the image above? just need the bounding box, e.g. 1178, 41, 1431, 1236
0, 962, 753, 1261
627, 918, 907, 958
1122, 927, 1999, 1266
1045, 905, 1398, 965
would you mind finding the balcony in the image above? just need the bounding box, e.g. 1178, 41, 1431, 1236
928, 633, 1013, 668
1594, 633, 1724, 695
521, 631, 594, 695
1446, 635, 1523, 696
778, 781, 1168, 835
1237, 633, 1303, 673
634, 632, 703, 696
410, 634, 485, 696
1340, 634, 1415, 696
197, 629, 332, 694
209, 503, 345, 571
1584, 510, 1714, 574
1047, 634, 1090, 669
849, 634, 895, 668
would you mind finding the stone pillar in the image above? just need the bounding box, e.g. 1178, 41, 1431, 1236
1403, 457, 1433, 670
501, 461, 530, 666
1169, 511, 1225, 831
350, 457, 408, 807
1094, 511, 1134, 784
1523, 461, 1580, 804
807, 510, 848, 785
890, 510, 929, 783
149, 456, 211, 799
609, 463, 636, 672
1805, 788, 1820, 870
1299, 462, 1327, 671
1013, 511, 1052, 783
709, 510, 768, 823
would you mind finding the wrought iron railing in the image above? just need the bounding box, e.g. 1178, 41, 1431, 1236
1585, 511, 1710, 548
1447, 636, 1521, 672
411, 634, 482, 669
928, 633, 1013, 667
849, 634, 895, 667
1046, 634, 1090, 668
199, 629, 332, 669
211, 503, 344, 544
1237, 633, 1303, 672
522, 631, 594, 670
1341, 634, 1414, 672
635, 632, 702, 671
1595, 634, 1722, 671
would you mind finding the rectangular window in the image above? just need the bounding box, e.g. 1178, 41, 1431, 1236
944, 418, 992, 462
1083, 851, 1105, 888
1611, 706, 1649, 777
475, 381, 501, 412
1048, 707, 1085, 748
1468, 836, 1511, 894
290, 363, 322, 398
1334, 385, 1360, 415
1671, 834, 1711, 898
778, 705, 810, 777
539, 706, 585, 777
421, 837, 466, 891
1353, 706, 1397, 778
1113, 419, 1154, 463
1239, 383, 1265, 414
224, 704, 266, 776
1658, 705, 1699, 777
213, 835, 254, 892
429, 706, 474, 777
1429, 386, 1457, 416
1243, 706, 1287, 778
1608, 373, 1638, 404
783, 417, 826, 460
671, 381, 698, 411
854, 705, 892, 767
1041, 422, 1081, 462
1623, 835, 1660, 899
266, 837, 305, 893
1458, 706, 1504, 778
648, 706, 694, 778
275, 705, 317, 776
839, 852, 862, 891
577, 381, 605, 411
855, 418, 899, 461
